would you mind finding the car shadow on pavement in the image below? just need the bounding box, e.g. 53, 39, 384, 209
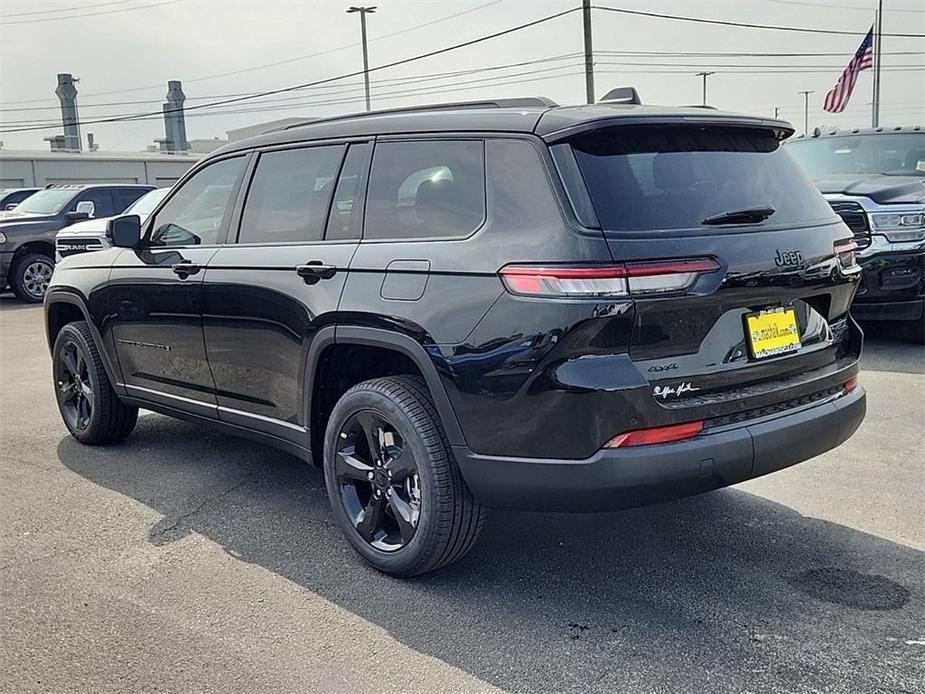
56, 415, 923, 694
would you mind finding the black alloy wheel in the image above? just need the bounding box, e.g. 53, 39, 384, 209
334, 411, 422, 552
55, 339, 94, 432
52, 321, 138, 444
323, 376, 485, 577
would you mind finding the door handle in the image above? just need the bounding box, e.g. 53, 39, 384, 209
171, 262, 201, 278
296, 261, 337, 284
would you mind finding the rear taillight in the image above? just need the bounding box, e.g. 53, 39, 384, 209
843, 376, 859, 393
604, 421, 704, 448
835, 240, 860, 274
499, 259, 720, 298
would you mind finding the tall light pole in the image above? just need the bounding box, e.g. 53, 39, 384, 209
695, 71, 715, 105
347, 6, 376, 111
799, 90, 814, 135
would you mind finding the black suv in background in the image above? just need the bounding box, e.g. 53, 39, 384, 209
788, 127, 925, 342
0, 183, 153, 302
45, 98, 866, 576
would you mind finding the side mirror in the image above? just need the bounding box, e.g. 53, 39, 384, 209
4, 203, 18, 210
108, 215, 142, 249
66, 201, 95, 223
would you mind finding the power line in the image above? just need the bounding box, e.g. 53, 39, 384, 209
0, 0, 506, 103
0, 0, 180, 25
0, 6, 582, 134
761, 0, 925, 14
0, 0, 143, 19
593, 5, 925, 37
0, 60, 587, 127
0, 52, 584, 114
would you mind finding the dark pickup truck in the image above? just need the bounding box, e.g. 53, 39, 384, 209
0, 183, 153, 302
788, 126, 925, 342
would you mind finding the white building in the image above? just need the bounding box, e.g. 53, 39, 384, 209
0, 149, 203, 188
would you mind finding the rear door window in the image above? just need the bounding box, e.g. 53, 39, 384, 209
364, 140, 485, 240
570, 126, 835, 232
239, 145, 345, 244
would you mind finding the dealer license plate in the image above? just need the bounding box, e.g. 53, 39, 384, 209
745, 307, 801, 360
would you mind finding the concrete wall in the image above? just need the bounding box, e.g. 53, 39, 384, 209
0, 152, 202, 188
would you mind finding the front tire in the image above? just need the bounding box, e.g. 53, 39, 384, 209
53, 321, 138, 444
323, 376, 485, 577
10, 252, 54, 303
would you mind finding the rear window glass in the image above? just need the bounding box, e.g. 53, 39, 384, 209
570, 126, 835, 232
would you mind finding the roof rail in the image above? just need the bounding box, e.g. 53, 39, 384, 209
279, 97, 559, 132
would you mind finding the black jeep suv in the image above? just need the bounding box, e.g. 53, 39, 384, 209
0, 183, 153, 302
45, 98, 866, 576
787, 127, 925, 342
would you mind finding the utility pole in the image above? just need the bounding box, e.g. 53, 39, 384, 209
696, 71, 715, 105
774, 106, 780, 118
582, 0, 594, 104
872, 0, 884, 127
347, 6, 377, 111
799, 90, 814, 135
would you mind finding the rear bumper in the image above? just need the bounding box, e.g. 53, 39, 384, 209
453, 386, 866, 511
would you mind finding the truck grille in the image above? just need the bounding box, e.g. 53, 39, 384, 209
57, 238, 104, 257
829, 201, 871, 249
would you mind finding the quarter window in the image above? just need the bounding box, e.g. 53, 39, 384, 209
239, 145, 345, 245
149, 157, 245, 247
365, 140, 485, 240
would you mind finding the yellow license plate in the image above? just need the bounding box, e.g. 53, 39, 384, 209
745, 307, 801, 360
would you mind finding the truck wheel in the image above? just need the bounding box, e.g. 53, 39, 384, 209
323, 375, 486, 577
53, 321, 138, 444
10, 253, 54, 303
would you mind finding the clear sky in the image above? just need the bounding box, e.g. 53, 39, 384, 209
0, 0, 922, 151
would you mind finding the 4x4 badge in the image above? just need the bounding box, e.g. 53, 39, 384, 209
775, 249, 805, 267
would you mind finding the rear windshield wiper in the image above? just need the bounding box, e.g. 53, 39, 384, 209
702, 206, 776, 225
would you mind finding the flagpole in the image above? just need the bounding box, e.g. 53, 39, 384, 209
872, 0, 883, 127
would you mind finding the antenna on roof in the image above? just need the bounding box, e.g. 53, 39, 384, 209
598, 87, 642, 105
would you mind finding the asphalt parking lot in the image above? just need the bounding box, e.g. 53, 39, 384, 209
0, 296, 922, 694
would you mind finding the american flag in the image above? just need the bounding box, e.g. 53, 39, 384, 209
823, 26, 874, 113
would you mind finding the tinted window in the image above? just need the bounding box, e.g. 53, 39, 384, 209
365, 140, 485, 240
787, 133, 925, 177
114, 187, 149, 212
571, 126, 835, 232
239, 145, 344, 244
326, 142, 370, 241
149, 157, 245, 247
75, 189, 114, 217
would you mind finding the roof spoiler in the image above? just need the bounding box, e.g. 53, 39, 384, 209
279, 97, 559, 131
598, 87, 642, 105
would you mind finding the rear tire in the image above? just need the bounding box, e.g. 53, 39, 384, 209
10, 252, 54, 303
323, 375, 485, 577
52, 321, 138, 444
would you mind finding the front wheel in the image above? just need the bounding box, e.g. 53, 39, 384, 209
53, 321, 138, 444
323, 376, 485, 577
10, 253, 54, 303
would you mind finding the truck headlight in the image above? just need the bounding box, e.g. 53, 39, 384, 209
869, 210, 925, 242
